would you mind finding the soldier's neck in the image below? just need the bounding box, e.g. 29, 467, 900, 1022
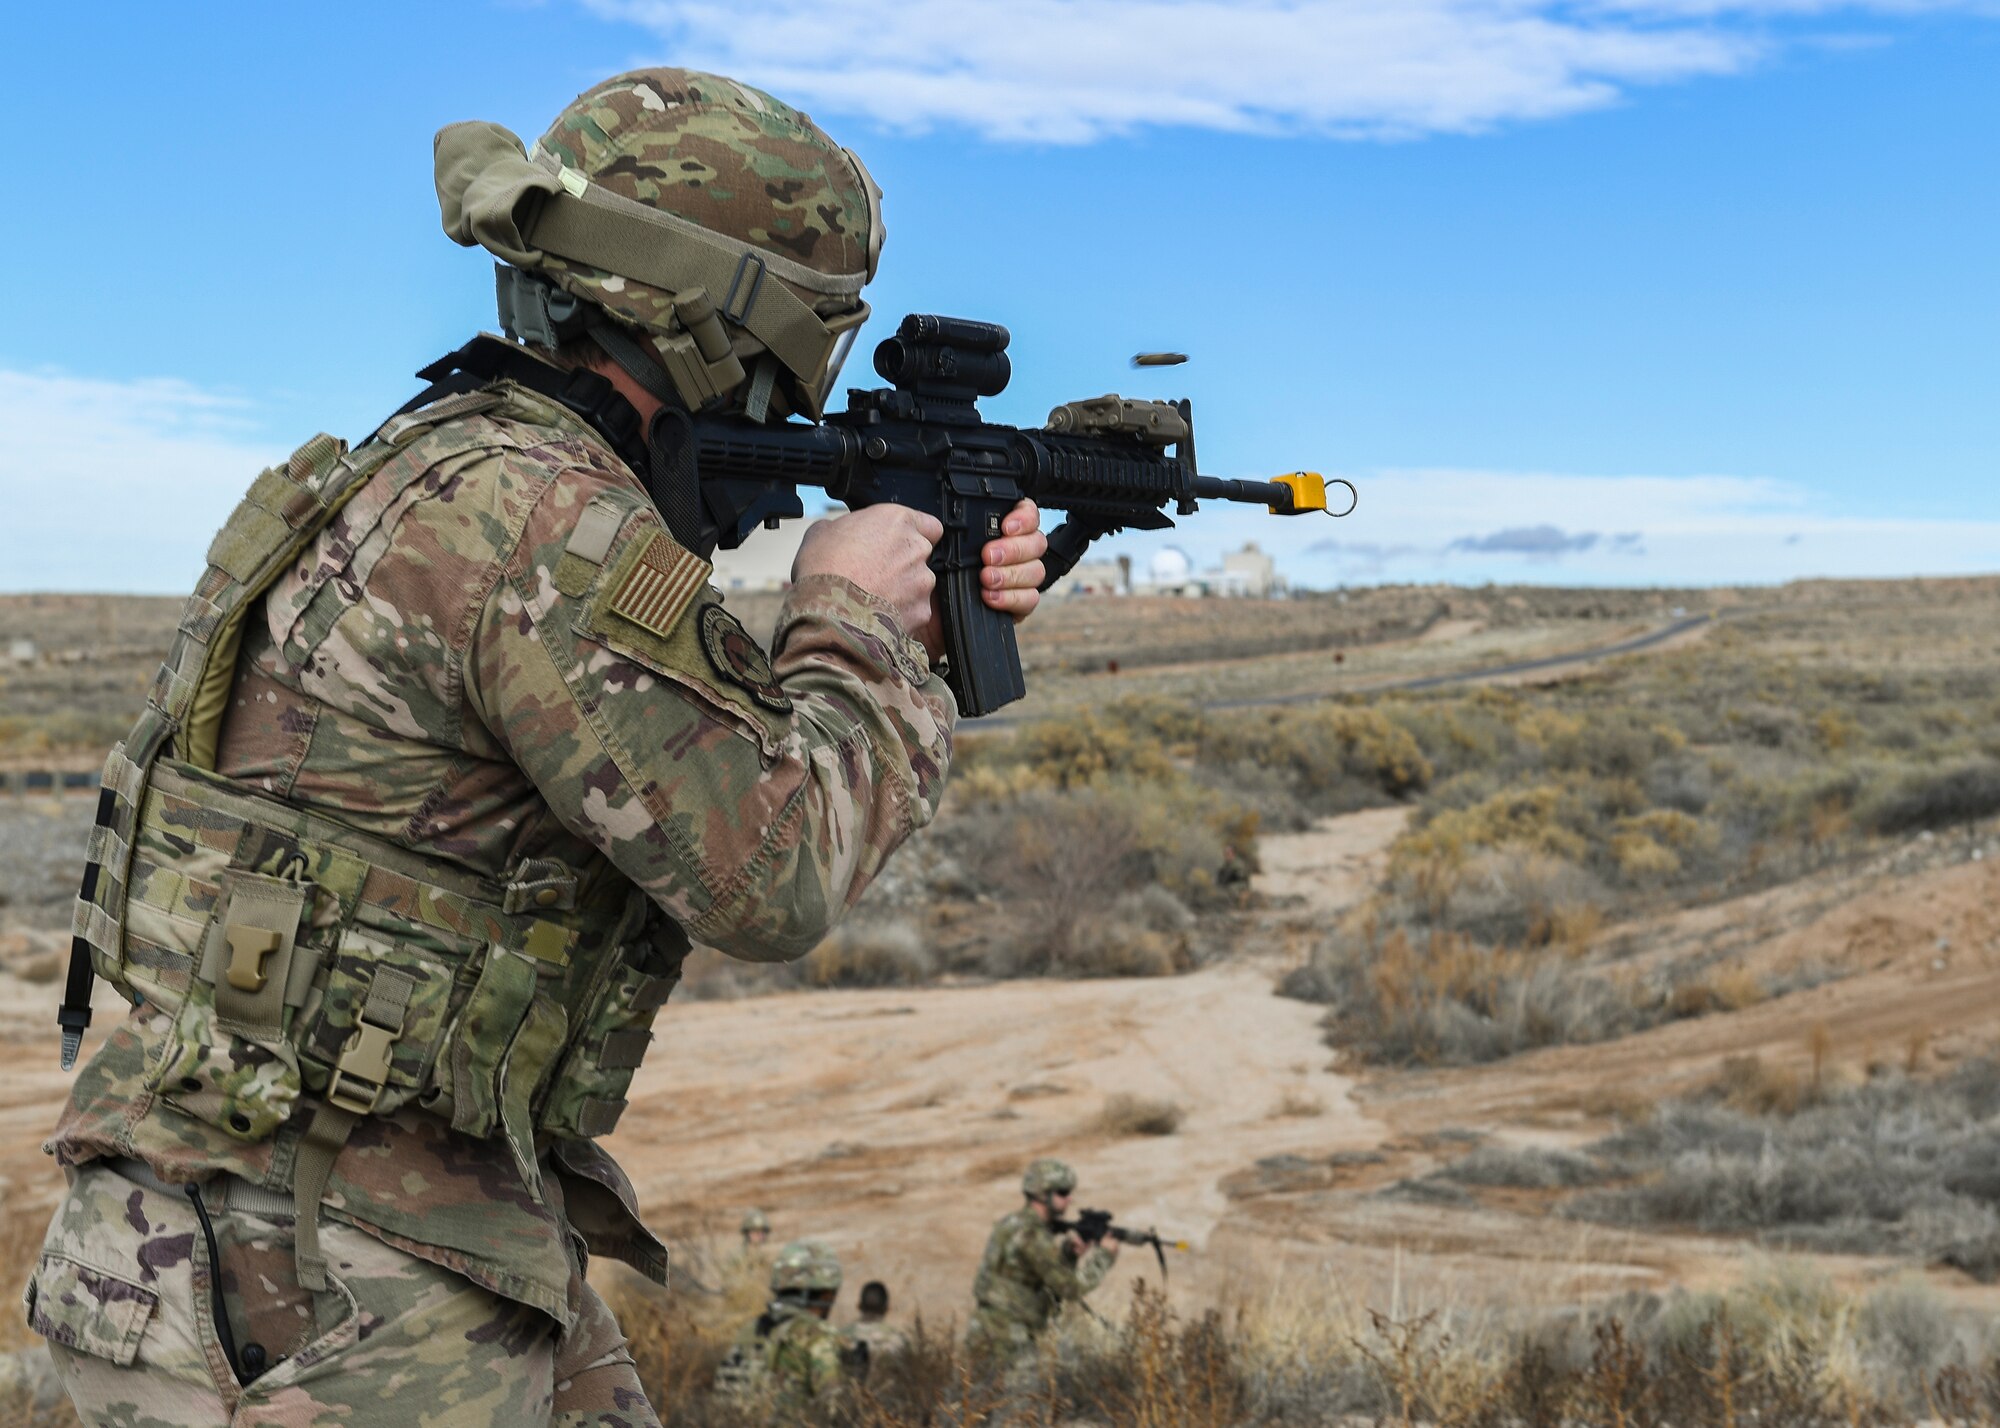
582, 350, 666, 429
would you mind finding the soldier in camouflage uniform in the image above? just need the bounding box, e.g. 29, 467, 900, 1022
32, 68, 1046, 1427
967, 1159, 1121, 1360
714, 1240, 861, 1402
740, 1208, 772, 1251
848, 1279, 906, 1358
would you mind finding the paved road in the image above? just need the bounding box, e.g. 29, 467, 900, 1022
963, 611, 1715, 727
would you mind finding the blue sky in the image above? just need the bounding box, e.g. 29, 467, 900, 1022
2, 0, 1995, 592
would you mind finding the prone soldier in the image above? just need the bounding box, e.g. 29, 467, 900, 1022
31, 66, 1045, 1427
967, 1158, 1121, 1360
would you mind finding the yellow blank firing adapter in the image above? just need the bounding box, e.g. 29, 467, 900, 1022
1269, 472, 1357, 518
1271, 472, 1326, 514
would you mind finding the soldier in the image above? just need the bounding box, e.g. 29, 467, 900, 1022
714, 1240, 864, 1401
968, 1158, 1121, 1360
741, 1207, 773, 1252
31, 68, 1046, 1426
848, 1279, 907, 1358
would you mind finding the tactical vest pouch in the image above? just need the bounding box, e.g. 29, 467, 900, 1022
437, 946, 540, 1139
157, 870, 313, 1141
539, 922, 687, 1139
299, 927, 458, 1120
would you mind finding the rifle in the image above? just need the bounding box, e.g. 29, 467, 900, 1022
461, 291, 1356, 717
1052, 1208, 1190, 1282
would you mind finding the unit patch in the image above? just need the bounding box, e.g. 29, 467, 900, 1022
608, 529, 710, 638
699, 604, 792, 711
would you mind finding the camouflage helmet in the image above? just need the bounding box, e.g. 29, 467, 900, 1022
769, 1239, 842, 1296
741, 1208, 771, 1236
1023, 1158, 1078, 1199
434, 67, 882, 417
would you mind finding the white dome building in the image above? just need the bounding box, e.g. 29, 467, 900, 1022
1139, 545, 1199, 595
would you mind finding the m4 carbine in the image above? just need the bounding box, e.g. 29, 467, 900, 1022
670, 314, 1354, 716
1052, 1208, 1189, 1280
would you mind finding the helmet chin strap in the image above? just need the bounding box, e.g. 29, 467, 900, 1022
587, 317, 681, 408
584, 317, 709, 554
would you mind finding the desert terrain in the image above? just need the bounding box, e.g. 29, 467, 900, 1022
8, 576, 2000, 1422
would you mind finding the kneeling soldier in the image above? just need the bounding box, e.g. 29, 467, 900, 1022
715, 1240, 865, 1400
967, 1158, 1120, 1360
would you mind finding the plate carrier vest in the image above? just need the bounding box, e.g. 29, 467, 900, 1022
62, 381, 687, 1289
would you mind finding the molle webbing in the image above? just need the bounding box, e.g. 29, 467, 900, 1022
63, 390, 506, 1067
128, 761, 588, 971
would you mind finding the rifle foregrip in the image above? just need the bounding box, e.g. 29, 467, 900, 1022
938, 560, 1025, 718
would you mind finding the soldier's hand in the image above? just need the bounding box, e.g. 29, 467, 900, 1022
1063, 1232, 1087, 1260
794, 506, 944, 647
1102, 1237, 1122, 1262
977, 499, 1048, 622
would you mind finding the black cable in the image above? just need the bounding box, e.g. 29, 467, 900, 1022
185, 1185, 251, 1382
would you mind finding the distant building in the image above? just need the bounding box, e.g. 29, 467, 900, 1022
1127, 542, 1288, 598
1048, 554, 1130, 597
1221, 542, 1285, 598
1132, 546, 1201, 596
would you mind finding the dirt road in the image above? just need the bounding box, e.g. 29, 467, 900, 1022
605, 953, 1382, 1317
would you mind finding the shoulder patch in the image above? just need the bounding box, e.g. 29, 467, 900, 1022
699, 604, 793, 712
607, 528, 711, 638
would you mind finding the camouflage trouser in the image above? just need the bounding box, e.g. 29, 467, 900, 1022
27, 1161, 659, 1427
964, 1305, 1037, 1363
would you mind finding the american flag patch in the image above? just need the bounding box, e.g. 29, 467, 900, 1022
608, 529, 710, 638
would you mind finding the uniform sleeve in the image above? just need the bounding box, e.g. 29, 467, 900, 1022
1017, 1225, 1115, 1304
464, 464, 955, 961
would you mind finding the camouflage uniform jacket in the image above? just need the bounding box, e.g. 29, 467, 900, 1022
969, 1206, 1113, 1344
51, 377, 955, 1328
719, 1302, 856, 1400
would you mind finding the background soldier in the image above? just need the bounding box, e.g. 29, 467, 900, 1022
714, 1240, 864, 1401
31, 66, 1044, 1426
849, 1279, 906, 1357
741, 1208, 773, 1251
968, 1158, 1122, 1360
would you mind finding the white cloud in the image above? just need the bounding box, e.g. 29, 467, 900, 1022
0, 370, 282, 593
584, 0, 1993, 143
1095, 467, 2000, 587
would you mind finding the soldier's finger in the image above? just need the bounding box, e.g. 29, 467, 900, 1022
982, 531, 1048, 566
1001, 499, 1041, 538
981, 559, 1044, 591
983, 584, 1041, 618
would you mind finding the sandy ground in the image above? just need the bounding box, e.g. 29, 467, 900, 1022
607, 956, 1379, 1317
5, 797, 1999, 1332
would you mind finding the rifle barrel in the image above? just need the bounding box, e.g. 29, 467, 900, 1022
1192, 475, 1296, 509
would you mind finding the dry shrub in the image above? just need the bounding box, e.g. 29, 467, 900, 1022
968, 1153, 1024, 1183
1291, 921, 1644, 1066
1070, 887, 1198, 979
1095, 1093, 1185, 1137
1667, 965, 1766, 1019
1352, 1309, 1505, 1428
1572, 1061, 2000, 1257
1579, 1085, 1656, 1124
1706, 1053, 1807, 1116
1405, 846, 1608, 951
1864, 757, 2000, 834
1269, 1090, 1326, 1119
801, 919, 934, 988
